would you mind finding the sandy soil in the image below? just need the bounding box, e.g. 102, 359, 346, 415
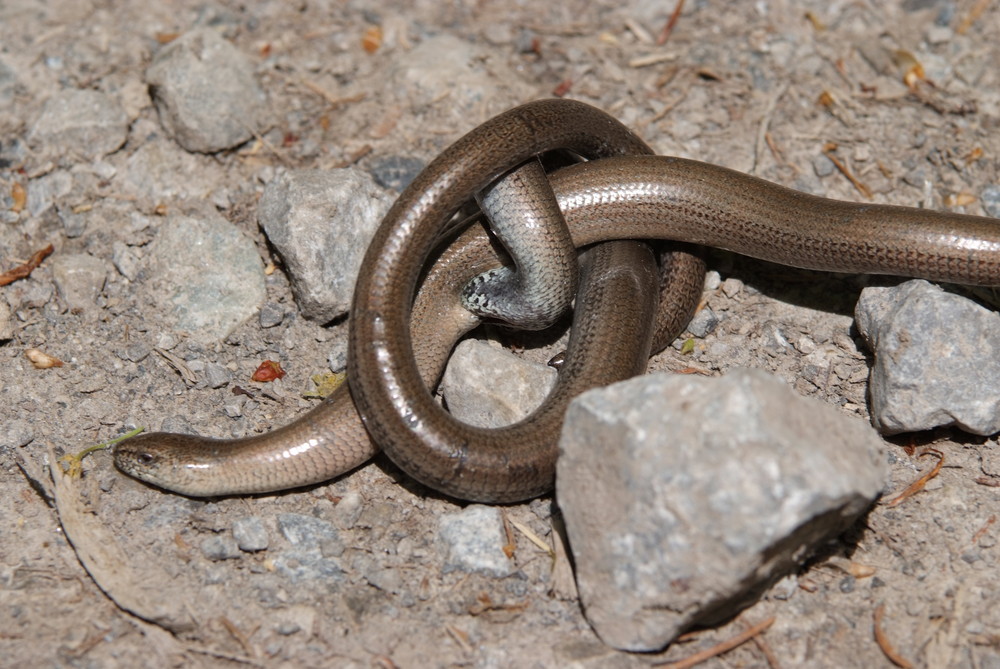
2, 1, 999, 667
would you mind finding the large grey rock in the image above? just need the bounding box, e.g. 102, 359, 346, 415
146, 28, 267, 153
557, 368, 887, 651
146, 203, 265, 343
855, 279, 1000, 435
28, 89, 128, 159
258, 168, 390, 322
441, 339, 557, 427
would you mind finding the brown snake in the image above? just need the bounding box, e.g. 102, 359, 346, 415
114, 100, 1000, 502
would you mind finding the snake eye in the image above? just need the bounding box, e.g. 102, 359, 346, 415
137, 452, 156, 466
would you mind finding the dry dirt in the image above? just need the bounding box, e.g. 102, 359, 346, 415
2, 1, 1000, 667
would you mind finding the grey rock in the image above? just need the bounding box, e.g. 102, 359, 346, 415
441, 339, 557, 427
158, 415, 197, 435
275, 621, 300, 636
720, 277, 743, 298
258, 168, 390, 322
122, 138, 224, 203
28, 89, 128, 159
200, 535, 241, 561
0, 419, 33, 450
438, 504, 515, 577
557, 368, 887, 651
59, 204, 88, 238
258, 301, 285, 328
982, 184, 1000, 218
223, 395, 247, 418
232, 516, 269, 552
203, 362, 232, 389
331, 491, 364, 529
146, 203, 265, 343
686, 306, 719, 337
369, 155, 425, 191
146, 28, 267, 153
354, 552, 409, 596
111, 241, 141, 281
277, 513, 342, 553
390, 34, 531, 116
273, 513, 344, 583
270, 606, 317, 638
120, 340, 151, 363
327, 338, 348, 373
27, 170, 73, 218
0, 299, 12, 340
0, 58, 17, 107
50, 253, 107, 311
856, 280, 1000, 435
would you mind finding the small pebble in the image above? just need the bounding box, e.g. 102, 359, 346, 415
331, 491, 364, 529
686, 307, 719, 338
201, 535, 241, 561
259, 301, 285, 328
438, 505, 515, 577
0, 299, 13, 340
981, 185, 1000, 218
232, 516, 269, 552
812, 154, 835, 178
50, 253, 108, 312
204, 362, 232, 389
369, 155, 425, 191
720, 277, 743, 298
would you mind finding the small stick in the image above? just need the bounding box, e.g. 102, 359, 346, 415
823, 146, 873, 200
885, 449, 944, 507
655, 616, 776, 668
0, 243, 54, 286
656, 0, 686, 45
873, 604, 913, 669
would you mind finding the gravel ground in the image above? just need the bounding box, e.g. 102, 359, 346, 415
2, 1, 1000, 667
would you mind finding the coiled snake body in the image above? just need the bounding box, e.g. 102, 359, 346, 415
114, 100, 1000, 502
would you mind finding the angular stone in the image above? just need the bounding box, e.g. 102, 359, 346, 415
146, 28, 267, 153
855, 279, 1000, 435
557, 368, 887, 651
389, 34, 531, 118
28, 89, 128, 159
441, 339, 557, 427
146, 203, 265, 343
200, 535, 241, 561
232, 516, 269, 552
50, 253, 107, 311
0, 298, 13, 340
272, 513, 345, 584
438, 505, 515, 577
258, 168, 389, 322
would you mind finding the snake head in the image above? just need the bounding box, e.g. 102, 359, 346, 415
113, 432, 232, 496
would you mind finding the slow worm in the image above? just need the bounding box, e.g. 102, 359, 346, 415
114, 100, 1000, 502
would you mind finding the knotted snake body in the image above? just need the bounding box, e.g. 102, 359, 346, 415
114, 100, 1000, 502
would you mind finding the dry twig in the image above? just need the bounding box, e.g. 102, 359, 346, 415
873, 604, 913, 669
0, 243, 54, 286
885, 449, 944, 507
655, 616, 776, 668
